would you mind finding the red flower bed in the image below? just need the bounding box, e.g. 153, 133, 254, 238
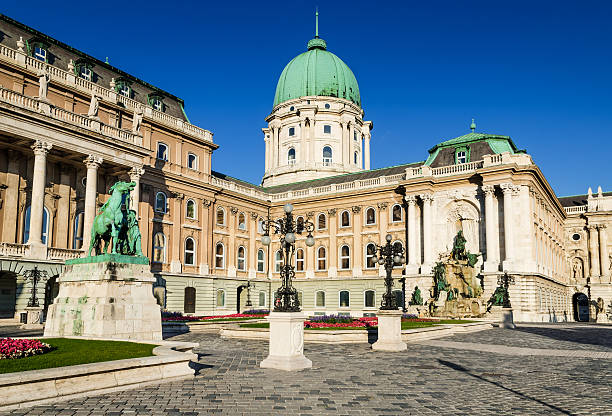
0, 338, 52, 360
162, 313, 267, 322
304, 316, 377, 329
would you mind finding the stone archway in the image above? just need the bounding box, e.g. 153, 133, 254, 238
0, 272, 17, 319
572, 293, 589, 322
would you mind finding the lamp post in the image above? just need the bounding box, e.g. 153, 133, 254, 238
260, 203, 314, 371
498, 272, 516, 329
372, 234, 405, 310
22, 266, 48, 327
245, 280, 254, 309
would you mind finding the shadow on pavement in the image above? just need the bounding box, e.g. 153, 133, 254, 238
515, 325, 612, 349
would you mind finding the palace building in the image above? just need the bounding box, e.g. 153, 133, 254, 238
0, 14, 610, 324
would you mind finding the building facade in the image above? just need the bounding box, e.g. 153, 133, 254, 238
0, 15, 609, 323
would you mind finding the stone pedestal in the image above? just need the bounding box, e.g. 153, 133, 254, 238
21, 307, 44, 329
260, 311, 312, 371
372, 309, 407, 352
44, 254, 162, 340
500, 307, 516, 329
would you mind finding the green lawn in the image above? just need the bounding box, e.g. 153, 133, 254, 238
0, 338, 156, 374
167, 317, 265, 323
241, 320, 478, 331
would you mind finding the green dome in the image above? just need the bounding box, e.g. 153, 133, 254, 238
273, 37, 361, 108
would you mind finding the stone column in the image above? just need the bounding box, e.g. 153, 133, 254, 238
500, 183, 514, 270
248, 211, 258, 278
588, 225, 600, 278
364, 133, 371, 170
270, 126, 279, 170
420, 194, 434, 273
405, 195, 418, 273
170, 193, 184, 273
349, 123, 355, 165
300, 118, 307, 168
264, 133, 270, 172
82, 155, 102, 254
328, 209, 337, 277
56, 168, 72, 248
28, 141, 52, 251
129, 167, 145, 216
341, 122, 349, 167
227, 207, 238, 277
199, 199, 211, 275
483, 185, 499, 272
599, 225, 609, 281
351, 206, 363, 277
2, 150, 21, 243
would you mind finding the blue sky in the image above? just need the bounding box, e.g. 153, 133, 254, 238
3, 0, 610, 196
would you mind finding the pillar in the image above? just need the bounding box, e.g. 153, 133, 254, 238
483, 185, 499, 272
328, 209, 337, 277
500, 183, 514, 270
420, 194, 433, 273
348, 123, 355, 166
199, 199, 211, 275
341, 122, 349, 167
405, 195, 418, 273
364, 133, 371, 170
56, 167, 71, 248
309, 119, 315, 168
588, 225, 600, 278
264, 132, 270, 172
300, 118, 307, 168
351, 206, 362, 277
227, 207, 237, 277
248, 211, 257, 278
129, 166, 144, 216
170, 194, 184, 273
82, 155, 102, 254
28, 141, 52, 250
599, 225, 609, 281
2, 150, 21, 243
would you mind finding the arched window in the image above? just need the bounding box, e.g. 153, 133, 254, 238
215, 243, 225, 269
155, 192, 167, 213
317, 213, 327, 230
257, 218, 265, 234
393, 241, 404, 267
322, 146, 332, 166
340, 210, 350, 227
23, 206, 50, 245
153, 232, 166, 263
296, 216, 304, 231
157, 143, 168, 161
257, 249, 265, 272
184, 237, 196, 265
295, 248, 305, 271
216, 289, 225, 307
365, 207, 376, 225
186, 199, 196, 219
315, 291, 326, 307
73, 211, 84, 249
237, 246, 246, 271
365, 243, 377, 269
392, 204, 402, 222
317, 247, 327, 271
288, 148, 296, 165
340, 245, 350, 270
187, 153, 198, 170
364, 290, 375, 308
354, 152, 358, 164
238, 213, 246, 230
184, 287, 196, 313
275, 250, 283, 273
258, 291, 267, 307
216, 207, 225, 226
339, 290, 350, 308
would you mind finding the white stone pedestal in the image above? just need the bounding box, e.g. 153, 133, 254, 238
21, 307, 44, 330
500, 307, 516, 329
44, 254, 162, 340
260, 311, 312, 371
372, 309, 407, 352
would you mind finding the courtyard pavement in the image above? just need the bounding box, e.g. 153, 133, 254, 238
2, 323, 612, 415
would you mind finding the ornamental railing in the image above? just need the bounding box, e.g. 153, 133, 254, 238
0, 242, 28, 257
0, 43, 213, 144
47, 247, 83, 260
564, 205, 587, 214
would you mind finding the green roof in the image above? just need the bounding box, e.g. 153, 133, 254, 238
425, 132, 521, 165
273, 37, 361, 108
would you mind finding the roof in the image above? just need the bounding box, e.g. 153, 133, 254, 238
558, 191, 612, 207
425, 131, 523, 165
212, 161, 423, 195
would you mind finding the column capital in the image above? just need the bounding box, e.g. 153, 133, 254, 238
202, 198, 212, 207
351, 206, 361, 214
327, 208, 337, 216
376, 202, 388, 211
420, 194, 434, 203
250, 211, 259, 220
588, 224, 599, 231
499, 182, 513, 193
230, 206, 238, 215
597, 224, 607, 230
129, 166, 145, 181
84, 155, 103, 169
405, 195, 417, 205
482, 184, 495, 195
31, 140, 52, 156
174, 192, 185, 200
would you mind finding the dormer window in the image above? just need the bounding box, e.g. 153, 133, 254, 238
457, 151, 467, 163
455, 146, 470, 164
34, 46, 47, 62
289, 127, 295, 136
148, 93, 164, 112
79, 65, 92, 81
115, 79, 132, 98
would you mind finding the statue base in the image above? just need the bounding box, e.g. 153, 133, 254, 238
21, 307, 44, 330
372, 309, 407, 352
499, 307, 516, 329
44, 254, 162, 340
260, 312, 312, 371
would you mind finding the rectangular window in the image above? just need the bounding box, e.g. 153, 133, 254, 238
34, 46, 46, 62
119, 84, 130, 97
289, 127, 295, 136
79, 66, 92, 81
456, 150, 467, 164
323, 125, 331, 134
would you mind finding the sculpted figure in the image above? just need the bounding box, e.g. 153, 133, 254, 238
87, 94, 100, 117
89, 181, 135, 256
125, 209, 143, 256
409, 286, 423, 306
37, 70, 49, 99
132, 108, 143, 133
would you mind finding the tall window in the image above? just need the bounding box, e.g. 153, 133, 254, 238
289, 127, 295, 136
153, 232, 166, 263
364, 290, 375, 308
340, 210, 350, 227
317, 213, 327, 230
257, 218, 265, 234
184, 238, 195, 265
366, 243, 377, 269
238, 213, 246, 230
258, 291, 266, 307
237, 246, 246, 271
23, 206, 50, 245
296, 248, 305, 271
152, 98, 163, 111
392, 204, 402, 222
155, 192, 167, 213
317, 247, 327, 271
184, 287, 196, 314
216, 289, 225, 307
215, 243, 225, 269
186, 199, 196, 219
257, 249, 265, 272
296, 216, 304, 230
216, 207, 226, 226
323, 125, 331, 134
73, 211, 84, 249
316, 291, 326, 307
322, 146, 332, 166
117, 81, 131, 97
288, 148, 296, 165
157, 143, 168, 161
354, 152, 358, 164
275, 250, 283, 273
34, 46, 47, 62
340, 245, 350, 270
187, 153, 198, 170
365, 207, 376, 225
339, 290, 350, 307
354, 131, 358, 141
79, 65, 92, 81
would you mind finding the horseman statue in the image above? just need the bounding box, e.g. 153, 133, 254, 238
88, 181, 143, 257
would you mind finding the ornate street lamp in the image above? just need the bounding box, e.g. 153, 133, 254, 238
372, 234, 405, 310
497, 272, 515, 308
261, 203, 315, 312
23, 266, 49, 308
245, 280, 254, 308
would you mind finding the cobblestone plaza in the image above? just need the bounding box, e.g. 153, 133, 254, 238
2, 324, 611, 416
